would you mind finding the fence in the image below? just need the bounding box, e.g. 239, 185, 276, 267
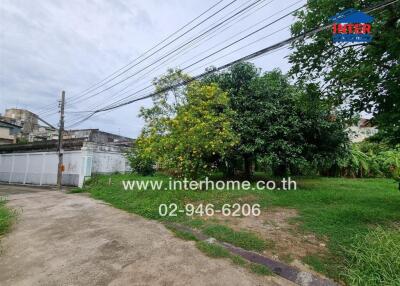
0, 143, 129, 187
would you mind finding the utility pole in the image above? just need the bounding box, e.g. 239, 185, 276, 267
57, 91, 65, 191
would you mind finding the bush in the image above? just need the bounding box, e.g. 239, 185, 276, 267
343, 227, 400, 286
126, 147, 155, 176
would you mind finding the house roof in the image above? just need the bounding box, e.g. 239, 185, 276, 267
330, 9, 374, 23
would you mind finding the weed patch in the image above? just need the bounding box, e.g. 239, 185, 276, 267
0, 199, 14, 236
342, 227, 400, 286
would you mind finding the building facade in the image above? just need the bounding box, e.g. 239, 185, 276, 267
0, 120, 22, 144
347, 118, 378, 142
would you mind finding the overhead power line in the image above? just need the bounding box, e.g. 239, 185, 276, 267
73, 0, 304, 114
77, 0, 298, 115
63, 0, 267, 114
66, 0, 399, 128
68, 0, 240, 102
67, 0, 264, 105
36, 0, 231, 116
41, 0, 267, 120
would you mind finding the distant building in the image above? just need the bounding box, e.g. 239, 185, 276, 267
4, 108, 38, 134
29, 128, 132, 144
348, 118, 378, 142
0, 109, 134, 187
1, 108, 133, 145
0, 120, 22, 144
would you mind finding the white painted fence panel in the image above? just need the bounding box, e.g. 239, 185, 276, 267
0, 143, 130, 187
0, 151, 82, 186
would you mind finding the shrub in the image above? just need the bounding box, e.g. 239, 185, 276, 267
337, 143, 400, 179
343, 227, 400, 286
376, 149, 400, 180
126, 147, 155, 176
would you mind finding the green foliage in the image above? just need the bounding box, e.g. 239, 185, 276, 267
204, 63, 349, 177
337, 142, 400, 179
134, 69, 238, 178
16, 137, 28, 144
290, 0, 400, 144
126, 146, 155, 176
343, 227, 400, 286
376, 149, 400, 179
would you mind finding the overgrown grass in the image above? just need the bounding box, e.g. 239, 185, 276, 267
196, 241, 231, 258
82, 174, 400, 283
249, 263, 273, 276
0, 198, 13, 237
342, 227, 400, 286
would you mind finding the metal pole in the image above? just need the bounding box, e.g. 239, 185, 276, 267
57, 91, 65, 190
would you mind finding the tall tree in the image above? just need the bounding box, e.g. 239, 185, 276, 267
289, 0, 400, 144
203, 62, 260, 176
204, 63, 349, 177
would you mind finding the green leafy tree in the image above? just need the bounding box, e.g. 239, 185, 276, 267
135, 70, 238, 178
204, 63, 348, 177
289, 0, 400, 144
126, 145, 155, 176
203, 62, 261, 176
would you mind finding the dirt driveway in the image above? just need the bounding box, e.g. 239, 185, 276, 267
0, 185, 291, 286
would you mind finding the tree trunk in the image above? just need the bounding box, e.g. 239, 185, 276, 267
244, 154, 254, 179
223, 159, 235, 178
274, 164, 287, 177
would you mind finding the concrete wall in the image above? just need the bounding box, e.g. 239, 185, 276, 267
92, 151, 128, 174
89, 142, 129, 174
0, 143, 130, 187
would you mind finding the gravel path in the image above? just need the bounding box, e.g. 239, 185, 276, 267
0, 185, 292, 286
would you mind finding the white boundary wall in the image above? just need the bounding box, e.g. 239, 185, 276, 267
0, 143, 129, 187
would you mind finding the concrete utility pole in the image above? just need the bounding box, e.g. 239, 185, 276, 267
57, 91, 65, 191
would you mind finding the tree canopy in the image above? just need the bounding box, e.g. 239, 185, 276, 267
133, 69, 238, 178
204, 62, 349, 177
289, 0, 400, 144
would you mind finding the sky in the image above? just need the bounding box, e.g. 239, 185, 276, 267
0, 0, 304, 138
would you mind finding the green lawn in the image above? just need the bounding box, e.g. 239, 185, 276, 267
80, 174, 400, 284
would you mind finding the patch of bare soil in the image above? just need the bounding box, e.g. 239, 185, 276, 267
204, 208, 327, 265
